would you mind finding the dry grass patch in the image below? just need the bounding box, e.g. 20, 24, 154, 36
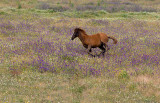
134, 75, 152, 84
133, 75, 160, 87
132, 75, 160, 101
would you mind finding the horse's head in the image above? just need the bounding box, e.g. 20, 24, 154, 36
71, 28, 82, 40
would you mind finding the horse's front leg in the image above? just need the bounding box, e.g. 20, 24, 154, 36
87, 45, 95, 57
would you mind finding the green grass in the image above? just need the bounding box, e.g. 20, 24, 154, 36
1, 7, 160, 20
0, 1, 160, 103
1, 71, 159, 102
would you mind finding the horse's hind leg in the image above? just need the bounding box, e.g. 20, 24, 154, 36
98, 45, 106, 57
103, 44, 110, 55
103, 43, 110, 51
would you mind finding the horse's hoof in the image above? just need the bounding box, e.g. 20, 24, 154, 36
97, 54, 101, 57
89, 54, 95, 57
92, 55, 96, 57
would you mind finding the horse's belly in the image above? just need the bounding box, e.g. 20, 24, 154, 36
84, 44, 102, 48
91, 45, 98, 48
83, 42, 101, 48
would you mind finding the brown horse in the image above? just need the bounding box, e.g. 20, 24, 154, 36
71, 28, 117, 57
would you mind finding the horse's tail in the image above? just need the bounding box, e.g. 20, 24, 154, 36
108, 36, 118, 44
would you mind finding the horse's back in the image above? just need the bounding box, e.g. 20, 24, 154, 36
89, 33, 108, 44
86, 33, 101, 47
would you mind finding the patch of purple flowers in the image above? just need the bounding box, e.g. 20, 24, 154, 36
1, 17, 160, 77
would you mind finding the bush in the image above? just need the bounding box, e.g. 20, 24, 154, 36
118, 70, 130, 80
76, 5, 99, 11
37, 1, 70, 12
50, 6, 70, 12
37, 2, 50, 10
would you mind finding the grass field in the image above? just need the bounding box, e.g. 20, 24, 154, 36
0, 0, 160, 103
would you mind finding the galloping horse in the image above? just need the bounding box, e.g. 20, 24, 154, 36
71, 28, 117, 57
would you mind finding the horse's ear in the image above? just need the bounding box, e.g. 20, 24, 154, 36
75, 28, 80, 31
78, 28, 83, 31
75, 28, 81, 31
74, 28, 83, 36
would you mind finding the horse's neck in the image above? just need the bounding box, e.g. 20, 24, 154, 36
78, 33, 88, 44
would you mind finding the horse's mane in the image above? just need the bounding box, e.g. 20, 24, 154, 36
75, 28, 87, 35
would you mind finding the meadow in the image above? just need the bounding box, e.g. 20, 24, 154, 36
0, 0, 160, 102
